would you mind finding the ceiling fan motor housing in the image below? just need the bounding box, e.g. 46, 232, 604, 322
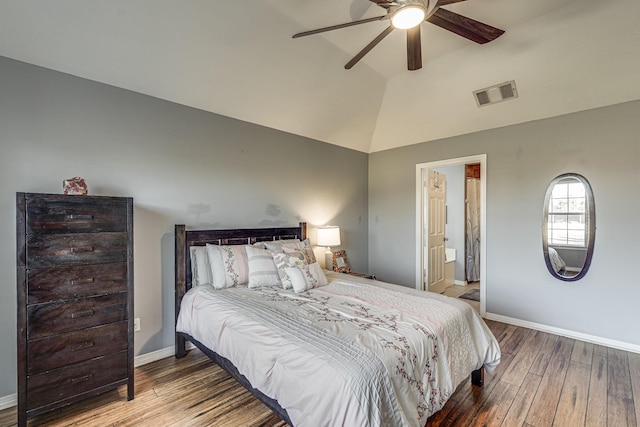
389, 0, 436, 17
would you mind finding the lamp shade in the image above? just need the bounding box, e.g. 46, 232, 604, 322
317, 226, 341, 247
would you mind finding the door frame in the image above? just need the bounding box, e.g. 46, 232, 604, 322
415, 154, 488, 315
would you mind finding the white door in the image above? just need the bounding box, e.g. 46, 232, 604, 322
425, 170, 447, 293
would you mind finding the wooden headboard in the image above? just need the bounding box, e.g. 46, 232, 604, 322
174, 222, 307, 356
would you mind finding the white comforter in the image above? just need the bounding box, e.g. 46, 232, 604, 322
176, 271, 500, 427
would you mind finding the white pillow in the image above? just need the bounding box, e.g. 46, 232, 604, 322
189, 246, 212, 286
262, 239, 300, 250
271, 250, 307, 290
246, 246, 281, 288
285, 262, 328, 293
206, 244, 250, 289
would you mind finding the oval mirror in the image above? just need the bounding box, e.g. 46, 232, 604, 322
542, 173, 595, 281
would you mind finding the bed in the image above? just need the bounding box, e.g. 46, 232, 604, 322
174, 223, 500, 427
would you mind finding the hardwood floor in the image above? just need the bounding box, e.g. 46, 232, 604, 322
427, 319, 639, 426
0, 352, 287, 427
443, 282, 480, 313
1, 318, 638, 426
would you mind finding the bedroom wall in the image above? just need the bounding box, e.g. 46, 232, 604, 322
369, 99, 640, 350
0, 56, 369, 399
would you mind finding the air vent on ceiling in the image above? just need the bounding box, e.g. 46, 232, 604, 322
473, 80, 518, 107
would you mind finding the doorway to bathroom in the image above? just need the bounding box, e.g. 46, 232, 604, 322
415, 154, 487, 314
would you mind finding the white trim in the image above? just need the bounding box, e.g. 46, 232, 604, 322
134, 342, 196, 367
0, 342, 198, 411
416, 154, 487, 315
0, 393, 16, 411
133, 346, 175, 368
485, 312, 640, 354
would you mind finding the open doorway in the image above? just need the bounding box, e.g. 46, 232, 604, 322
415, 154, 487, 315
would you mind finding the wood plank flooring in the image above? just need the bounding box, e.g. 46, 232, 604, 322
426, 320, 639, 426
1, 319, 638, 426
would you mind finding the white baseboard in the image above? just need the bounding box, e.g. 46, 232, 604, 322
133, 346, 175, 368
0, 393, 16, 412
133, 342, 197, 367
484, 312, 640, 354
0, 342, 197, 411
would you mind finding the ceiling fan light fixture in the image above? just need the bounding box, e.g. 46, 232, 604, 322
391, 5, 426, 30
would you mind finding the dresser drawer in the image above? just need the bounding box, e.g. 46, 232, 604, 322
26, 232, 127, 268
28, 322, 128, 374
28, 293, 127, 340
25, 195, 128, 234
27, 263, 127, 304
26, 350, 128, 411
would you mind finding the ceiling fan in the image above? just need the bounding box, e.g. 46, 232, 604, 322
292, 0, 505, 71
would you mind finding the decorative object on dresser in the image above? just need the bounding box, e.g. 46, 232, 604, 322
333, 250, 377, 279
16, 192, 134, 427
62, 177, 88, 195
331, 249, 351, 273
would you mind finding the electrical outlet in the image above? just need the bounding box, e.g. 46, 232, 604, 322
134, 317, 141, 332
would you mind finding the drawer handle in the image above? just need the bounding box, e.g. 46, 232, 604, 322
70, 246, 94, 253
65, 214, 94, 221
70, 374, 92, 384
71, 309, 95, 319
71, 277, 95, 285
70, 340, 95, 351
103, 304, 125, 314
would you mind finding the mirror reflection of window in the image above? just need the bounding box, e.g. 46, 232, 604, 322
542, 173, 595, 282
548, 178, 587, 247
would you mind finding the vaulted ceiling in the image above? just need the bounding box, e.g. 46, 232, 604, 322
1, 0, 639, 153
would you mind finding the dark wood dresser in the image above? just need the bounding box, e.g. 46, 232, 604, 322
16, 192, 134, 426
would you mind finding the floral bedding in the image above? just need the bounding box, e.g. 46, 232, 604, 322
176, 271, 501, 427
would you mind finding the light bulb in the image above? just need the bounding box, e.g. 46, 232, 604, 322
391, 5, 426, 30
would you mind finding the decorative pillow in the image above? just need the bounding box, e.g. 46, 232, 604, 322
271, 250, 307, 290
262, 239, 300, 250
189, 246, 212, 286
206, 244, 250, 289
246, 246, 281, 288
299, 238, 317, 264
285, 262, 328, 293
265, 238, 316, 264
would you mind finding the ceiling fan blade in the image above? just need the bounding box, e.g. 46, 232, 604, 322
345, 26, 394, 69
427, 8, 504, 44
368, 0, 394, 9
407, 25, 422, 71
436, 0, 467, 5
370, 0, 465, 8
293, 15, 388, 38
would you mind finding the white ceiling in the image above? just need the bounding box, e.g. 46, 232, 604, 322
1, 0, 639, 153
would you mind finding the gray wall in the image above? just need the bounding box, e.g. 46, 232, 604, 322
370, 99, 640, 348
0, 56, 369, 398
